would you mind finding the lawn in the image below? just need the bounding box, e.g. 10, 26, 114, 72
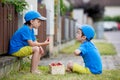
1, 61, 120, 80
60, 40, 117, 55
1, 40, 118, 80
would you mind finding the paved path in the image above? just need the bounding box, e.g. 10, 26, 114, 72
39, 31, 120, 70
104, 31, 120, 57
102, 31, 120, 69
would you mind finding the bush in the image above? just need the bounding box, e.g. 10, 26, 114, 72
103, 16, 120, 22
1, 0, 28, 13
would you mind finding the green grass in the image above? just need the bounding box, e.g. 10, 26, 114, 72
60, 41, 80, 54
94, 42, 116, 55
1, 41, 118, 80
1, 61, 120, 80
60, 41, 117, 55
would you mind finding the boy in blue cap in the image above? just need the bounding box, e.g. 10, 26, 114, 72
9, 11, 49, 74
66, 25, 102, 74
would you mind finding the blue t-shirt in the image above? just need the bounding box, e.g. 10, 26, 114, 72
8, 25, 36, 54
78, 41, 102, 74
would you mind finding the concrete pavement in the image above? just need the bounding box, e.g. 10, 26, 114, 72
104, 31, 120, 56
102, 31, 120, 69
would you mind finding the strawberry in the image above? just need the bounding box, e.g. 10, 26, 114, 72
56, 62, 62, 66
51, 63, 56, 66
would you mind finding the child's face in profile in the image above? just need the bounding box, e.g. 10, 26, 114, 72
76, 29, 86, 42
31, 19, 41, 29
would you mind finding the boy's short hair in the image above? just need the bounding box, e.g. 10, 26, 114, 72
24, 11, 46, 22
24, 21, 31, 25
78, 25, 95, 41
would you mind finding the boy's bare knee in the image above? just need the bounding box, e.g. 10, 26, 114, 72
32, 46, 39, 53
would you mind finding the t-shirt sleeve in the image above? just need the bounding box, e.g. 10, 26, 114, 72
78, 47, 87, 56
21, 29, 32, 41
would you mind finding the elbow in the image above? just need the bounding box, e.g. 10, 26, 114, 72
29, 42, 36, 47
74, 52, 79, 56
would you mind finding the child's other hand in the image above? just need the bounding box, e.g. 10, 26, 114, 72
39, 46, 44, 55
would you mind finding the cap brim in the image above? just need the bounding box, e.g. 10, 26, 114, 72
38, 16, 47, 20
77, 24, 82, 29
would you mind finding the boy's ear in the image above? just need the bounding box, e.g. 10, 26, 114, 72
82, 36, 87, 40
30, 20, 32, 23
30, 20, 33, 22
30, 20, 34, 24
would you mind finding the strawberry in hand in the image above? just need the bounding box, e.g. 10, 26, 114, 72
47, 37, 50, 42
44, 37, 50, 45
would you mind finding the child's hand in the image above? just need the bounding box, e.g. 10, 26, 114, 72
44, 37, 50, 45
39, 46, 44, 55
46, 37, 50, 42
45, 37, 50, 42
74, 49, 81, 56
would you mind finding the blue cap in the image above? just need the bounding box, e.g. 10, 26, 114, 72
79, 25, 95, 41
24, 11, 46, 21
